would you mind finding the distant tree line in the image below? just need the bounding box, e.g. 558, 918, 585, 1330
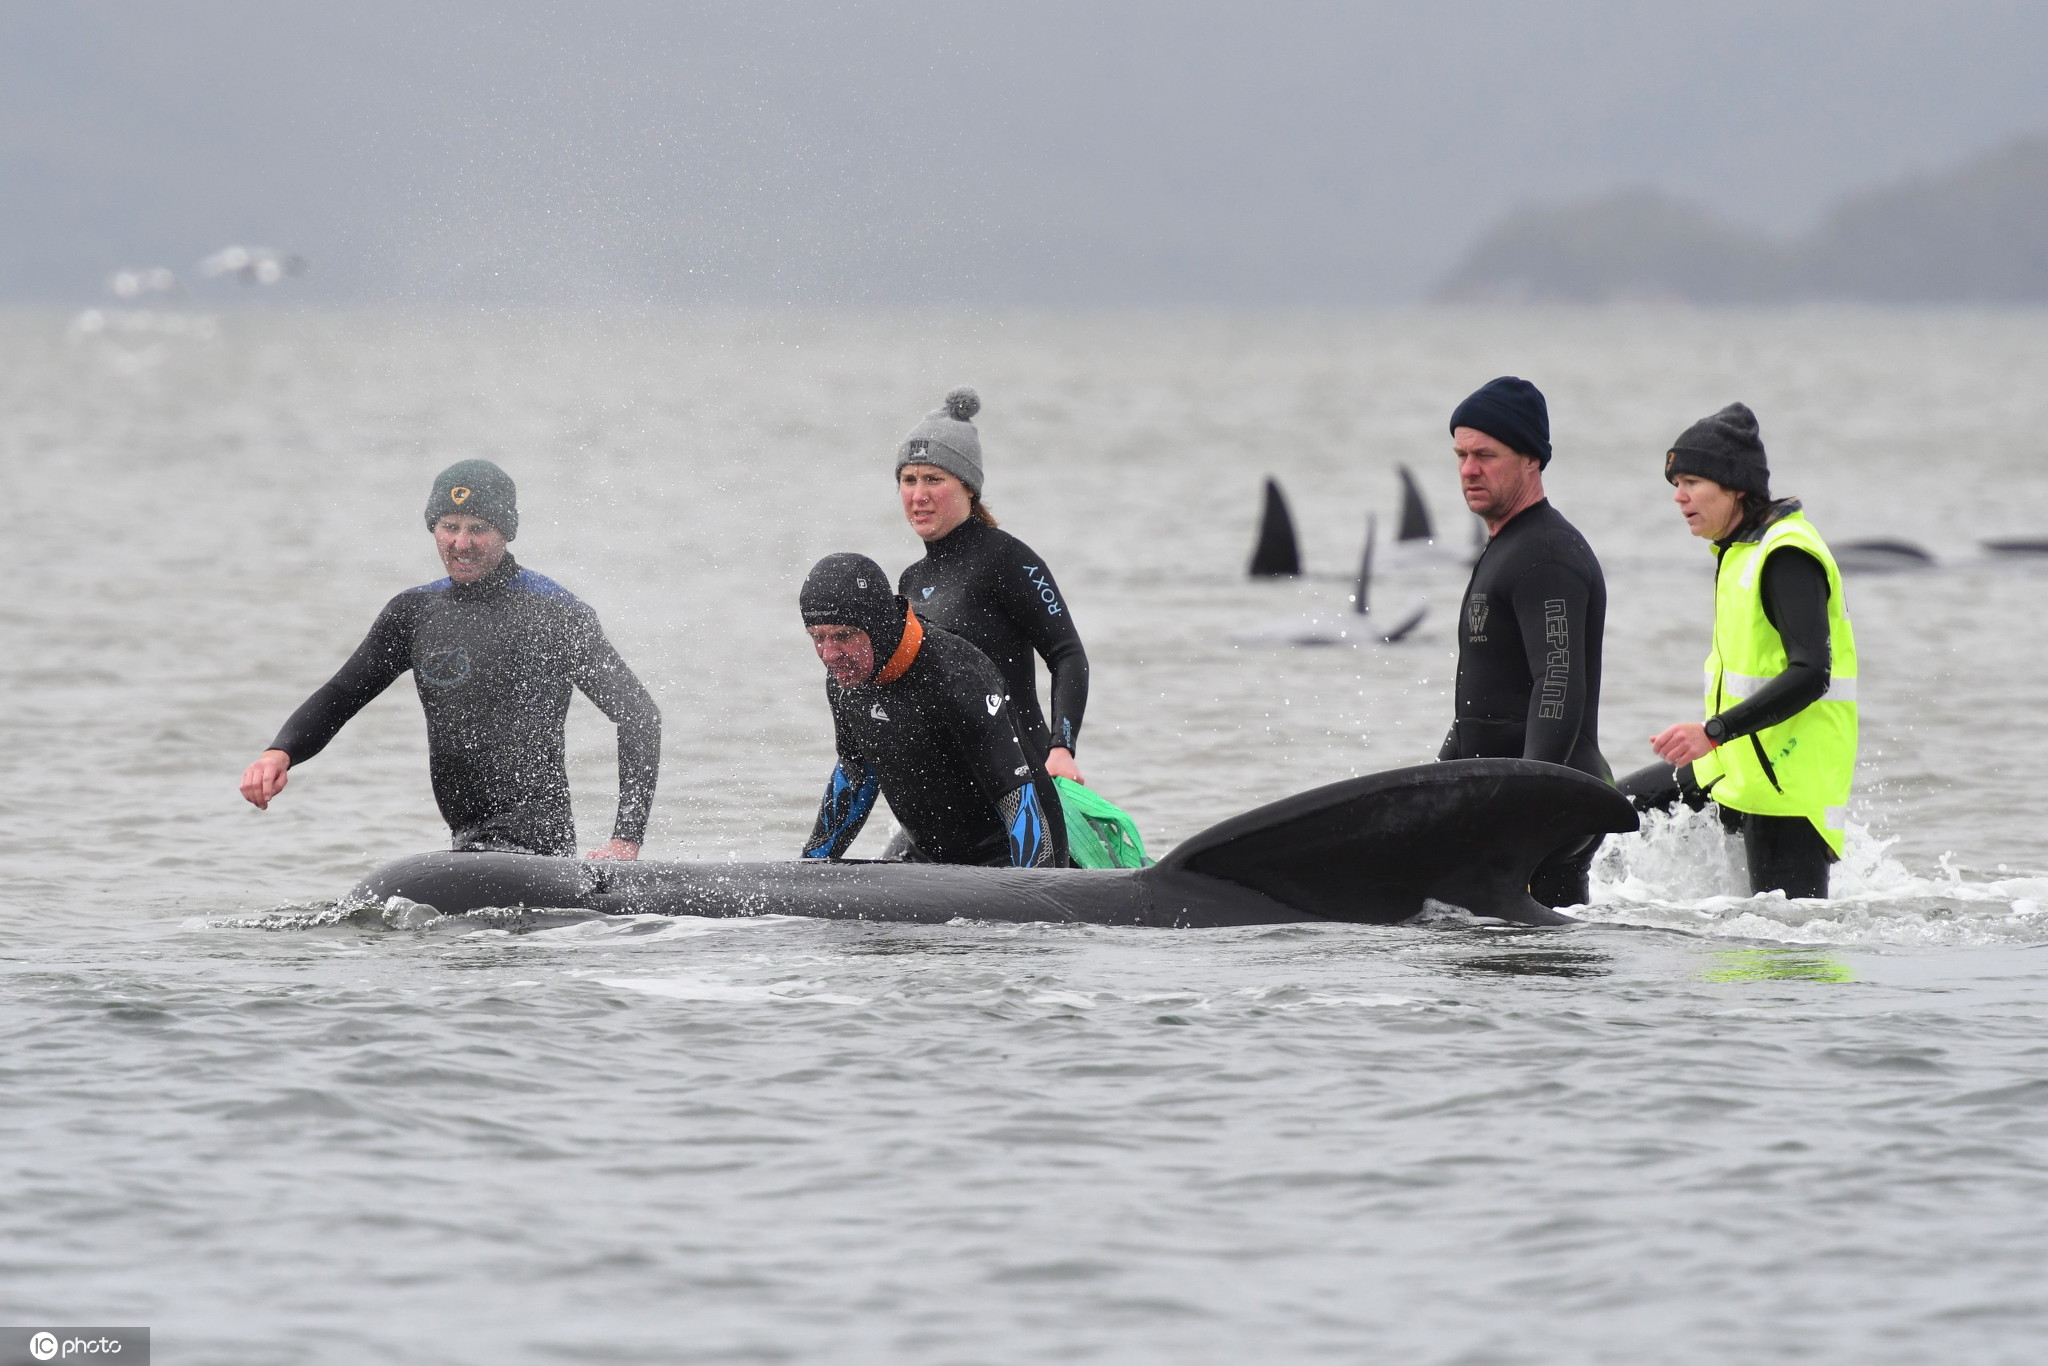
1434, 136, 2048, 304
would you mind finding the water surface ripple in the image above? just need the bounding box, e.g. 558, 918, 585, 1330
3, 308, 2046, 1363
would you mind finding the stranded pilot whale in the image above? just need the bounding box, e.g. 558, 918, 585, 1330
347, 759, 1637, 929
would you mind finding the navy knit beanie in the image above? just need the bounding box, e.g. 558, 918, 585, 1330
1449, 377, 1552, 467
800, 553, 908, 666
1665, 402, 1771, 500
424, 459, 519, 539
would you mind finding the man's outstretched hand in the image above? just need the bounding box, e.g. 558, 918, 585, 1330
241, 750, 292, 809
586, 839, 641, 861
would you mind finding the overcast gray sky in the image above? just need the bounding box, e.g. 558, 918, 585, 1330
5, 1, 2047, 305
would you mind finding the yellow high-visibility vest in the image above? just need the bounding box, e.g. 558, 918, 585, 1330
1690, 508, 1858, 854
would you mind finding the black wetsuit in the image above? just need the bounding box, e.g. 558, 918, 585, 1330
897, 518, 1088, 762
270, 555, 661, 856
1618, 534, 1836, 897
803, 624, 1064, 867
1439, 499, 1610, 907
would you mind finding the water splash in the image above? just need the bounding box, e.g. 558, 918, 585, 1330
1586, 804, 2048, 947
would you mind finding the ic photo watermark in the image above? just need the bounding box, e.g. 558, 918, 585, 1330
1, 1329, 149, 1365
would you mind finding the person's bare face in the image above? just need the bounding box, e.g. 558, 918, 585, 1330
808, 624, 877, 687
1672, 474, 1744, 541
434, 514, 508, 583
899, 464, 973, 542
1453, 427, 1541, 523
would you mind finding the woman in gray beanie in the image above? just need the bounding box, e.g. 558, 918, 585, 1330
893, 387, 1091, 784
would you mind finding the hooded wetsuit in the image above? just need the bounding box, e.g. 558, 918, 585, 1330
1439, 499, 1610, 907
268, 555, 661, 856
800, 551, 1064, 868
897, 518, 1088, 762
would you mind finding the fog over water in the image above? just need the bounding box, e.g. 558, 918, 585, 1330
4, 306, 2048, 1363
10, 2, 2048, 304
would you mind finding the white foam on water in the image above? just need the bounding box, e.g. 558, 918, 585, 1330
598, 975, 866, 1005
1585, 804, 2048, 947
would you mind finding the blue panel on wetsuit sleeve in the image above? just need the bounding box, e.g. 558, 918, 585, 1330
1000, 784, 1049, 867
805, 761, 879, 859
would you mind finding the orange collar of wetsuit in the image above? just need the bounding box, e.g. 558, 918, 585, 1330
873, 607, 924, 686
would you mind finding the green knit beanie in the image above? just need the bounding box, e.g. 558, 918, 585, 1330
424, 459, 518, 539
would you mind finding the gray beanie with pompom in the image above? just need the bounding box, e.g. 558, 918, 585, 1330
894, 387, 983, 496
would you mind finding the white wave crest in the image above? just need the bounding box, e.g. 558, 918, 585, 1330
1585, 804, 2048, 947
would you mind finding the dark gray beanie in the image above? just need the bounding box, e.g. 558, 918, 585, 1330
425, 459, 518, 539
895, 387, 984, 496
1665, 402, 1770, 499
1450, 376, 1552, 468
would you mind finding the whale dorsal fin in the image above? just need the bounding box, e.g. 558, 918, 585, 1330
1248, 477, 1302, 577
1397, 465, 1433, 543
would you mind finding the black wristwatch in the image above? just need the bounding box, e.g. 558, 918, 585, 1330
1702, 715, 1729, 747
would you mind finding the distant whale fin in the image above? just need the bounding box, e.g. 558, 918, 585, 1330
1248, 477, 1302, 577
1157, 759, 1637, 926
1377, 599, 1426, 643
1834, 539, 1935, 573
1397, 464, 1433, 542
1353, 512, 1376, 615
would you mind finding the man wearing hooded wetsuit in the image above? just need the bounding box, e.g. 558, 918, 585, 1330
799, 553, 1065, 867
239, 460, 661, 859
1439, 377, 1611, 908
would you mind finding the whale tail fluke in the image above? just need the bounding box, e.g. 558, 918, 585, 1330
1397, 465, 1433, 543
1156, 759, 1637, 925
1248, 477, 1302, 577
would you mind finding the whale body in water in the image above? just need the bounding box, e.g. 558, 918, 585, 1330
348, 759, 1637, 929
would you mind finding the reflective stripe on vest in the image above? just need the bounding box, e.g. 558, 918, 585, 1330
1708, 669, 1859, 703
1689, 510, 1859, 854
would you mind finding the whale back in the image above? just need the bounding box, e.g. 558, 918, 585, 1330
1157, 758, 1637, 924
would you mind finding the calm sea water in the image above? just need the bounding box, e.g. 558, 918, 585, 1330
4, 307, 2048, 1364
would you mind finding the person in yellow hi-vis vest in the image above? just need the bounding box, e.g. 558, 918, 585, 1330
1618, 403, 1857, 899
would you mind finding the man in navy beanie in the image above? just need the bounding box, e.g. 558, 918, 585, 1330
1439, 377, 1612, 909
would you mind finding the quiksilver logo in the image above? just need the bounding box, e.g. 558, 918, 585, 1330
450, 486, 472, 504
921, 586, 934, 599
986, 694, 1003, 715
869, 702, 889, 721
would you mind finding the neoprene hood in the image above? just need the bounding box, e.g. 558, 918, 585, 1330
801, 553, 908, 664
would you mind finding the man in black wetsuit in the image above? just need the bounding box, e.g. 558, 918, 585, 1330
1439, 376, 1611, 908
239, 460, 661, 859
798, 553, 1065, 867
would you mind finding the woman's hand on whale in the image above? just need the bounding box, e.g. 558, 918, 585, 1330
240, 749, 291, 810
